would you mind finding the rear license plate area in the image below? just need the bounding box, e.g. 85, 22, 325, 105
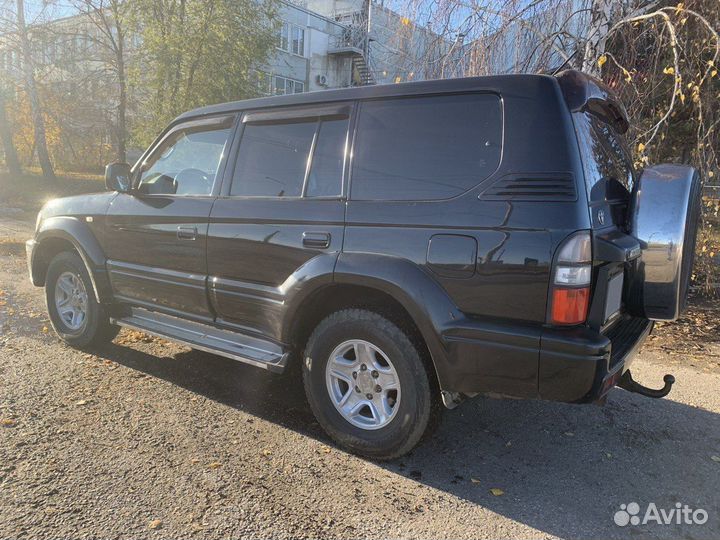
604, 272, 624, 322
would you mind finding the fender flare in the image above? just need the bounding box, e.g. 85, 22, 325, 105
277, 252, 339, 340
32, 216, 113, 303
303, 252, 462, 390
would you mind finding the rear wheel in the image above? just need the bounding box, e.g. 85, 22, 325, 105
45, 252, 119, 348
302, 309, 436, 460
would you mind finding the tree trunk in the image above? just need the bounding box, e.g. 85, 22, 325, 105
0, 94, 22, 177
16, 0, 56, 182
581, 0, 616, 76
168, 0, 186, 116
115, 24, 127, 163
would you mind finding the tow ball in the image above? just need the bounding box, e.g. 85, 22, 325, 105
617, 370, 675, 399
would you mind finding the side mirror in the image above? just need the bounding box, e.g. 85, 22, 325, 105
104, 162, 132, 192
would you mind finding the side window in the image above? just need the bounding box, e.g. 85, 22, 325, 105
350, 94, 502, 201
231, 115, 348, 197
306, 118, 348, 197
138, 119, 233, 195
231, 120, 315, 197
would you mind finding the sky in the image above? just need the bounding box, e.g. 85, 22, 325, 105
1, 0, 81, 30
1, 0, 540, 38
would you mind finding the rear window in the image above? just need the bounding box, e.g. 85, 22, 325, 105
574, 112, 635, 201
350, 94, 502, 201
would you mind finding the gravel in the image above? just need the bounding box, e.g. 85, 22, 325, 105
1, 222, 719, 539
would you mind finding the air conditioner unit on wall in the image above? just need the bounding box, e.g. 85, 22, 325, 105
316, 74, 329, 86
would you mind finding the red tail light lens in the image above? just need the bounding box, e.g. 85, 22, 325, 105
551, 287, 590, 325
550, 231, 592, 326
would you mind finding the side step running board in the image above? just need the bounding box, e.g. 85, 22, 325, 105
110, 308, 288, 372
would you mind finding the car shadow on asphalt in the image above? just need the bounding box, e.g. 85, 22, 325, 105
95, 341, 720, 540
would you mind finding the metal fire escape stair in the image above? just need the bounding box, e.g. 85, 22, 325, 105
327, 14, 376, 87
351, 54, 375, 86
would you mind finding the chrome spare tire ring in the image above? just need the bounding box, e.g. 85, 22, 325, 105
325, 339, 401, 430
54, 271, 89, 332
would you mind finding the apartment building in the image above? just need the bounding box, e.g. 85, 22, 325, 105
0, 0, 448, 168
259, 0, 450, 94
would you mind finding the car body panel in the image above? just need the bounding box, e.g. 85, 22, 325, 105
29, 192, 117, 301
207, 197, 345, 341
104, 193, 216, 320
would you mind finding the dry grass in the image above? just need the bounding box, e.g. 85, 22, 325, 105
0, 171, 104, 215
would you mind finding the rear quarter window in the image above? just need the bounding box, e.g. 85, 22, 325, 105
574, 112, 635, 202
350, 94, 502, 201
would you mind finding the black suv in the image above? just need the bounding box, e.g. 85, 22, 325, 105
26, 70, 701, 459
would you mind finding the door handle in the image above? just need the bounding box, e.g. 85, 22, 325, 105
177, 226, 197, 240
302, 231, 331, 249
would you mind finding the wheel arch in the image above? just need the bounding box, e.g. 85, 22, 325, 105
32, 217, 112, 303
284, 253, 462, 393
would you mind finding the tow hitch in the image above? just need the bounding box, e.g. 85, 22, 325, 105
617, 370, 675, 398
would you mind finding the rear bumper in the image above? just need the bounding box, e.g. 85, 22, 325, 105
436, 314, 652, 402
539, 316, 653, 402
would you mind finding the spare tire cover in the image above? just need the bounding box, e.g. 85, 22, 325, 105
629, 164, 701, 321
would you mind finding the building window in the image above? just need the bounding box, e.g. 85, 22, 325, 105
278, 21, 305, 56
254, 70, 272, 95
273, 75, 304, 95
291, 25, 305, 55
254, 72, 304, 96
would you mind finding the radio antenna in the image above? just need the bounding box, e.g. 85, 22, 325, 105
551, 50, 578, 76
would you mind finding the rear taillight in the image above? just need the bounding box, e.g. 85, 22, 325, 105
551, 231, 591, 325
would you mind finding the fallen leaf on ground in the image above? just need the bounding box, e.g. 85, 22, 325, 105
470, 477, 481, 484
208, 462, 222, 469
564, 431, 574, 437
1, 418, 17, 427
261, 449, 272, 457
489, 488, 505, 496
711, 455, 720, 462
41, 326, 49, 333
75, 400, 88, 406
148, 519, 162, 530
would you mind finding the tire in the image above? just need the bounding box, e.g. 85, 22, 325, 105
302, 309, 437, 460
45, 251, 119, 348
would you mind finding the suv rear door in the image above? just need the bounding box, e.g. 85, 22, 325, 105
104, 115, 236, 320
206, 104, 350, 340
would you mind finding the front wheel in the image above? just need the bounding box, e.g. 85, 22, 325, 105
302, 309, 437, 460
45, 251, 119, 348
